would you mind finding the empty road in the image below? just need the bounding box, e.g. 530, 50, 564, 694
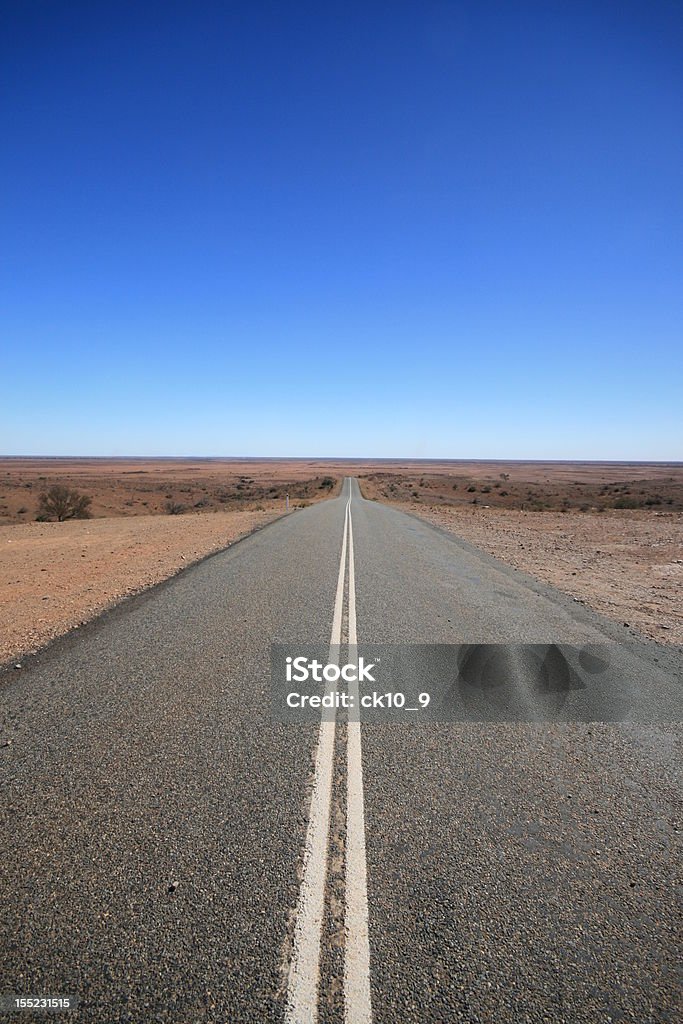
1, 479, 681, 1023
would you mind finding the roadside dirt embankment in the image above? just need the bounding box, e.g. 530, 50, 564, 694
1, 508, 283, 666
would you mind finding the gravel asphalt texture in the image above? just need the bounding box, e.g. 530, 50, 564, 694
1, 479, 680, 1022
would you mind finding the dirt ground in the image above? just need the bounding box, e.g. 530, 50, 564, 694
0, 507, 286, 666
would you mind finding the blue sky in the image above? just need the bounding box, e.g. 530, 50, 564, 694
2, 1, 682, 458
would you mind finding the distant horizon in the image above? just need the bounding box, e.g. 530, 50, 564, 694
2, 454, 682, 466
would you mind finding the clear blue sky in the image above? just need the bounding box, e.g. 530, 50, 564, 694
2, 1, 682, 458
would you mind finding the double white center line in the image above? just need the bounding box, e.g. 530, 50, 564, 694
285, 485, 372, 1024
344, 495, 373, 1023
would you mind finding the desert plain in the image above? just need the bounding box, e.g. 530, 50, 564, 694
1, 457, 681, 664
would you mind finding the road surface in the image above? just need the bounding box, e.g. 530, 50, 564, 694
1, 479, 680, 1023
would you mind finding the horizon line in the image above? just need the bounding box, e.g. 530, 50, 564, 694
2, 455, 682, 466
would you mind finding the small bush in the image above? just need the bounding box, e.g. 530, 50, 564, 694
613, 497, 641, 509
37, 485, 92, 522
467, 485, 476, 493
164, 500, 186, 515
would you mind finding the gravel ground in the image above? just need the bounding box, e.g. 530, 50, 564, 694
395, 504, 683, 645
0, 509, 284, 665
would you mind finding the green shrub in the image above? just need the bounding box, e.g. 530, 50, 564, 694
37, 485, 92, 522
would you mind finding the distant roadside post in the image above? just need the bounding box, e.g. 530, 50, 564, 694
286, 492, 289, 512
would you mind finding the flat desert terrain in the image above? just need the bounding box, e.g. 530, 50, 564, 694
359, 460, 683, 511
2, 458, 681, 664
0, 457, 341, 522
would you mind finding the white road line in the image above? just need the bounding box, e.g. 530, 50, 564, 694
285, 492, 350, 1024
344, 498, 373, 1023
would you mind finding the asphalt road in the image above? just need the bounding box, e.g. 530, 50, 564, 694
1, 479, 681, 1023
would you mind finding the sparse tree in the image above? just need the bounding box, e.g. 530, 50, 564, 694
37, 485, 92, 522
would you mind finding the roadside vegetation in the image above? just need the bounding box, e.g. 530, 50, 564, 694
36, 485, 92, 522
360, 473, 683, 512
0, 469, 340, 524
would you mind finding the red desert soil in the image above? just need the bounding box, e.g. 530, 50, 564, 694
0, 508, 284, 666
